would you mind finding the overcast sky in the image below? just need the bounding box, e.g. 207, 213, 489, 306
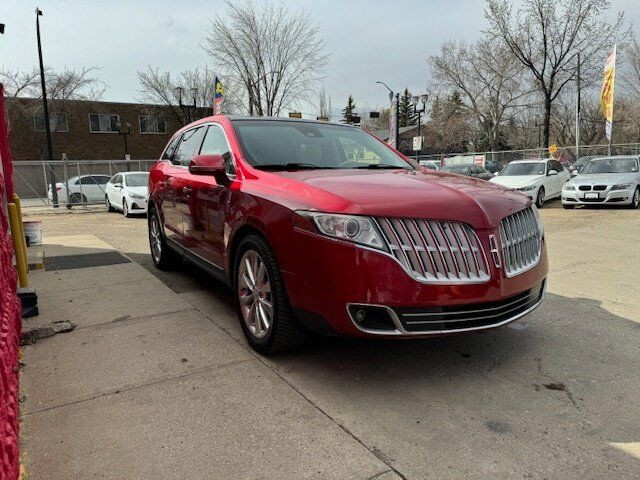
2, 0, 639, 119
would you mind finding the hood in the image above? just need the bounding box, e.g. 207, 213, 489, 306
263, 169, 530, 229
125, 186, 148, 196
489, 175, 544, 189
570, 172, 638, 185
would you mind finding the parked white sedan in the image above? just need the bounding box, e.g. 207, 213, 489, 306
489, 159, 570, 207
48, 174, 111, 205
105, 172, 149, 217
562, 156, 640, 209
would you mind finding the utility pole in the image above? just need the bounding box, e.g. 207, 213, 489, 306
575, 53, 581, 159
36, 8, 58, 207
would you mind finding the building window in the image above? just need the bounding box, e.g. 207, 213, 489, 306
89, 114, 120, 133
33, 112, 69, 132
139, 115, 167, 134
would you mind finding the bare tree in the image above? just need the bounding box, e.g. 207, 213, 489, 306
621, 36, 640, 98
137, 66, 243, 125
317, 86, 332, 120
429, 38, 534, 150
0, 66, 104, 101
485, 0, 628, 146
203, 0, 329, 116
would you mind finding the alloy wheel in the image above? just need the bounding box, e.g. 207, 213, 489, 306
633, 188, 640, 208
536, 188, 545, 208
237, 249, 273, 339
123, 200, 129, 217
149, 213, 162, 263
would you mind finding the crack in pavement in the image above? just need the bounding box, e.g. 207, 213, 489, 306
23, 358, 256, 416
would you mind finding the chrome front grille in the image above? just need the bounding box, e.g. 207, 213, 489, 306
375, 218, 490, 283
499, 207, 542, 277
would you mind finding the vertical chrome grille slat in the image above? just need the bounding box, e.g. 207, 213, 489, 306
375, 217, 490, 283
499, 207, 542, 277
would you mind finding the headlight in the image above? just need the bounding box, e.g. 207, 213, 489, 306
611, 184, 633, 191
129, 193, 145, 200
563, 184, 576, 191
295, 211, 388, 251
531, 204, 544, 237
516, 186, 536, 192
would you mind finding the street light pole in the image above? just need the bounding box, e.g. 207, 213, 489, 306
412, 94, 428, 161
174, 86, 185, 124
36, 8, 58, 207
190, 88, 198, 121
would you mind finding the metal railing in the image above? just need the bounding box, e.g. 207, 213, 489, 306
414, 143, 640, 166
14, 157, 156, 208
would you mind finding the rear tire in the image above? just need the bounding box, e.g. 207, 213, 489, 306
536, 187, 545, 208
148, 207, 181, 270
70, 193, 87, 205
234, 234, 307, 354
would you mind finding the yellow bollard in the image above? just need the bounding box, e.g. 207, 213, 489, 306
8, 203, 28, 288
12, 194, 29, 272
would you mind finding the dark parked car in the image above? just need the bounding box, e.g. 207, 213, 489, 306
441, 164, 493, 180
569, 155, 600, 176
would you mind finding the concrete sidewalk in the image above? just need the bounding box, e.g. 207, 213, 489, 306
20, 234, 401, 480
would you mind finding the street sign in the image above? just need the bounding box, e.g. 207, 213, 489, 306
413, 136, 423, 151
369, 111, 380, 118
548, 144, 558, 155
289, 112, 302, 118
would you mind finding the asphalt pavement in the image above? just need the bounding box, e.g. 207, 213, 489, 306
19, 200, 640, 479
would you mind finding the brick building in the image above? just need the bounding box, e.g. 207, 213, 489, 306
4, 97, 210, 161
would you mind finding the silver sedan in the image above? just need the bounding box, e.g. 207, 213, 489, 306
561, 155, 640, 209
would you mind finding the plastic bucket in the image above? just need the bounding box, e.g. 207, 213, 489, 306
23, 221, 43, 246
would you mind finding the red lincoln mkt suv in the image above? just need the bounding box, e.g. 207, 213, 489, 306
148, 116, 547, 353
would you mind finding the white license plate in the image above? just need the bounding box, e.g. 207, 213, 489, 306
585, 192, 599, 199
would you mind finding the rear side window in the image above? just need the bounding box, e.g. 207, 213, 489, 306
162, 135, 180, 162
174, 127, 206, 166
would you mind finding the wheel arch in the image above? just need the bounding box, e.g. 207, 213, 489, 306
227, 221, 274, 291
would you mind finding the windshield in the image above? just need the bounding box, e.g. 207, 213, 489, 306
231, 120, 412, 170
442, 165, 470, 174
125, 173, 149, 187
500, 162, 545, 176
582, 158, 639, 174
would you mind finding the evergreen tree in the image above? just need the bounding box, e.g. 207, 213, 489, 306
342, 95, 358, 124
398, 88, 417, 127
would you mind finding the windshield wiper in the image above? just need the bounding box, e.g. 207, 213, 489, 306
255, 163, 330, 171
354, 164, 409, 170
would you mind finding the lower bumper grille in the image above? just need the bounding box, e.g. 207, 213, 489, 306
394, 281, 544, 332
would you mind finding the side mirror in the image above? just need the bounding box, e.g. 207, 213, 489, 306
570, 170, 578, 177
493, 171, 499, 176
548, 169, 558, 176
189, 154, 230, 185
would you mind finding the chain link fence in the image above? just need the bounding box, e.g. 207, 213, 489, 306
13, 158, 156, 208
415, 143, 640, 167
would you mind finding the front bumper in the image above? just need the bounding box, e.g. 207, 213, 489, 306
129, 199, 148, 213
283, 228, 548, 338
562, 187, 634, 205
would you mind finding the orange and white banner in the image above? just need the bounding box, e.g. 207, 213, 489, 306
600, 44, 616, 141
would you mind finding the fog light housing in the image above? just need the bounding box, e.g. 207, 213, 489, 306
348, 305, 396, 331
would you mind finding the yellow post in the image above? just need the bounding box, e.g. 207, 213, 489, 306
12, 194, 28, 272
8, 203, 28, 288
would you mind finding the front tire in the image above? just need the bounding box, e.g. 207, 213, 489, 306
536, 187, 545, 208
106, 196, 115, 212
629, 187, 640, 209
148, 207, 181, 270
123, 198, 130, 217
234, 235, 307, 354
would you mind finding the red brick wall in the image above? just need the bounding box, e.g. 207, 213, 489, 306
5, 97, 210, 161
0, 86, 21, 480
